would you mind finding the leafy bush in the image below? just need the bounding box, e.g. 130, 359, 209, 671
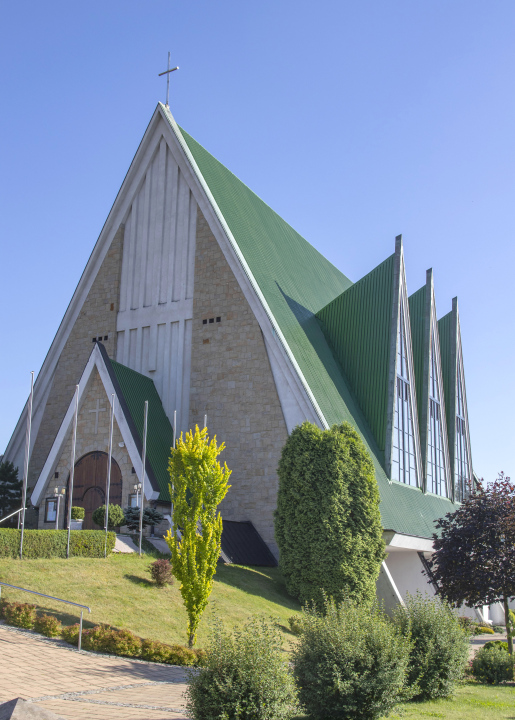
393, 593, 469, 701
472, 646, 513, 684
475, 625, 495, 635
123, 506, 164, 531
81, 625, 142, 657
34, 614, 62, 637
493, 626, 505, 634
71, 506, 85, 521
61, 624, 81, 645
458, 616, 476, 633
92, 504, 125, 530
148, 559, 174, 587
141, 638, 175, 663
1, 601, 37, 629
187, 617, 297, 720
275, 422, 385, 606
0, 529, 115, 558
483, 640, 509, 652
288, 614, 305, 636
292, 599, 411, 720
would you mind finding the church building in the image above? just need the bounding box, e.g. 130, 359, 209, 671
3, 103, 475, 608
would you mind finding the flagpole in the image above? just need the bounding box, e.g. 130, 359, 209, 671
139, 401, 148, 557
66, 386, 79, 559
104, 394, 115, 559
19, 372, 34, 560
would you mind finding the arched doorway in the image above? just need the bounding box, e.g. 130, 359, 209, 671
67, 452, 123, 530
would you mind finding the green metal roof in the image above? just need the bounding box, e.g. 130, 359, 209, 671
438, 310, 454, 441
408, 285, 427, 429
317, 255, 395, 453
161, 105, 458, 538
109, 359, 173, 502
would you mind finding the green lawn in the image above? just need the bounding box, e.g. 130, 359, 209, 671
0, 549, 300, 648
292, 683, 515, 719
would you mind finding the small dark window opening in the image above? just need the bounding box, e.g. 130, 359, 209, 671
131, 467, 136, 474
203, 319, 207, 325
216, 317, 221, 323
209, 318, 214, 324
104, 335, 108, 341
92, 337, 97, 342
54, 472, 59, 479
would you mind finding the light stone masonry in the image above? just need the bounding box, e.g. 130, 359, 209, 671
38, 368, 139, 530
28, 227, 124, 524
188, 208, 288, 555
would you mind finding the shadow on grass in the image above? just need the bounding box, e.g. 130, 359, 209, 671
214, 564, 300, 613
123, 574, 154, 588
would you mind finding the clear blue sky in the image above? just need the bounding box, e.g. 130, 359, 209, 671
1, 1, 513, 482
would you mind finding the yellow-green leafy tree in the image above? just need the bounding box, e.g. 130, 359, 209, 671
165, 425, 231, 647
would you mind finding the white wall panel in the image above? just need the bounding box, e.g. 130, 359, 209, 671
117, 137, 196, 435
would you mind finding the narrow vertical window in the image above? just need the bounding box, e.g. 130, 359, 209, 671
391, 301, 418, 486
426, 335, 447, 496
455, 363, 470, 502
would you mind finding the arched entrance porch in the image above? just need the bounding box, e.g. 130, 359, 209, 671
66, 452, 123, 529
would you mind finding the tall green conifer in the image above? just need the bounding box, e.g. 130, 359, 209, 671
275, 421, 385, 606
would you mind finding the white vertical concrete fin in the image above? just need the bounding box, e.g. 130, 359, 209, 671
376, 560, 405, 615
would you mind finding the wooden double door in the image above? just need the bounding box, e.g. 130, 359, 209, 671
68, 452, 122, 529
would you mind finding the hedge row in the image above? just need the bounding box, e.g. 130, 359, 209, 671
0, 529, 116, 558
0, 600, 204, 667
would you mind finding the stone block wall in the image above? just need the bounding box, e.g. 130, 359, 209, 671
28, 226, 124, 511
189, 208, 288, 555
38, 369, 136, 530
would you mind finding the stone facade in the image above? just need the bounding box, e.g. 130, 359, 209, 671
28, 226, 124, 510
38, 369, 136, 530
189, 208, 288, 554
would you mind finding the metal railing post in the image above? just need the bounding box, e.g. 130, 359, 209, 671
79, 610, 83, 652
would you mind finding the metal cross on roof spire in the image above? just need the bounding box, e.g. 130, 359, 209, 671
158, 52, 179, 107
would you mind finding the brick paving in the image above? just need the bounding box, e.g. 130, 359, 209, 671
0, 624, 190, 719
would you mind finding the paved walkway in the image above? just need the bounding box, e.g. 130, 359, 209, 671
0, 624, 190, 719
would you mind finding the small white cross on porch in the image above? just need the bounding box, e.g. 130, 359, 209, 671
88, 399, 106, 434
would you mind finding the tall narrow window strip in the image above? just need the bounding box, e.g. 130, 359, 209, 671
391, 301, 418, 487
455, 363, 470, 502
426, 335, 447, 497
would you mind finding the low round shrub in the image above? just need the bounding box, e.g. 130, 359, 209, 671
1, 601, 37, 629
393, 593, 469, 701
124, 506, 164, 531
483, 640, 509, 652
71, 506, 85, 521
187, 617, 297, 720
34, 614, 62, 638
148, 559, 174, 587
458, 616, 476, 634
288, 614, 305, 636
493, 626, 505, 634
61, 623, 80, 645
82, 625, 142, 657
475, 625, 495, 635
292, 599, 411, 720
472, 646, 513, 684
92, 504, 125, 530
141, 638, 174, 663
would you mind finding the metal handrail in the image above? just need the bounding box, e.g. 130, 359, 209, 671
0, 582, 91, 651
0, 508, 23, 525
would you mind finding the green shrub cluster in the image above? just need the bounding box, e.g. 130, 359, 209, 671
493, 625, 505, 633
187, 617, 297, 720
1, 601, 37, 628
288, 614, 305, 636
393, 593, 469, 700
0, 529, 115, 558
292, 599, 412, 720
92, 504, 125, 530
475, 625, 495, 635
34, 614, 63, 637
62, 622, 203, 665
275, 422, 385, 606
70, 506, 85, 521
483, 640, 509, 652
472, 645, 513, 684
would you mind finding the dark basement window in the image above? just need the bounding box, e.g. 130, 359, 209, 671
203, 319, 207, 325
216, 317, 221, 323
209, 318, 214, 324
